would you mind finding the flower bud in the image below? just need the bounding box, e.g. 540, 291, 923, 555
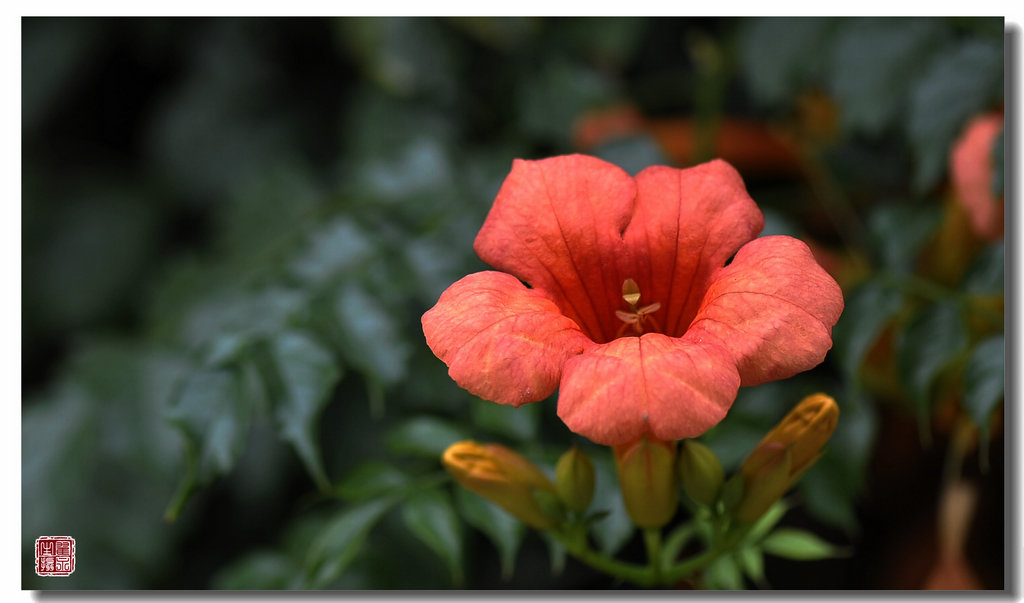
678, 439, 724, 507
442, 440, 559, 530
613, 438, 678, 529
754, 393, 839, 476
733, 442, 792, 523
733, 394, 840, 523
555, 445, 596, 512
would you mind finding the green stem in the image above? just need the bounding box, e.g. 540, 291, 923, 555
663, 521, 752, 585
554, 528, 654, 587
644, 529, 664, 585
662, 522, 697, 564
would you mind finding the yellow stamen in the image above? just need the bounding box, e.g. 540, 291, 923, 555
622, 278, 641, 307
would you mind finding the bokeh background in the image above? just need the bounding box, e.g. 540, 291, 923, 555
22, 17, 1006, 589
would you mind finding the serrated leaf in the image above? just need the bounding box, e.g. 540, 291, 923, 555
401, 488, 464, 586
827, 18, 944, 135
831, 279, 904, 383
333, 284, 411, 386
962, 335, 1004, 436
186, 287, 307, 353
304, 497, 397, 588
761, 528, 843, 561
908, 38, 1004, 191
334, 461, 411, 501
266, 331, 341, 491
470, 397, 540, 442
384, 416, 471, 458
705, 554, 744, 590
455, 487, 525, 580
897, 301, 969, 412
165, 369, 249, 486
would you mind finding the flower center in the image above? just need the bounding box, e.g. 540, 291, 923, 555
615, 278, 662, 338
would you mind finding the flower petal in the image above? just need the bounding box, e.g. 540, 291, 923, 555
686, 236, 844, 385
422, 271, 593, 407
473, 155, 637, 343
623, 159, 764, 337
951, 112, 1004, 241
474, 156, 766, 345
557, 333, 741, 446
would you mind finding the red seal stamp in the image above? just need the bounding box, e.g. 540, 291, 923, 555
35, 536, 75, 577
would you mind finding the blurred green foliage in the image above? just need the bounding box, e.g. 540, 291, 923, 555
23, 17, 1004, 589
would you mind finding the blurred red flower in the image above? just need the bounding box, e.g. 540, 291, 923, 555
951, 112, 1004, 241
422, 155, 843, 446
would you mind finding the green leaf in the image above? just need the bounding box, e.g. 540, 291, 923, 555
517, 58, 616, 145
867, 202, 943, 275
334, 461, 411, 501
165, 369, 249, 488
662, 522, 698, 565
736, 546, 765, 584
908, 37, 1004, 191
744, 500, 789, 545
265, 331, 341, 491
401, 488, 465, 586
541, 532, 567, 576
333, 284, 411, 386
897, 301, 969, 414
830, 278, 904, 383
963, 241, 1004, 296
588, 450, 634, 556
289, 217, 374, 287
454, 487, 525, 580
827, 18, 945, 135
761, 528, 844, 561
470, 397, 540, 442
384, 416, 472, 458
705, 554, 744, 590
187, 287, 307, 353
212, 550, 295, 590
304, 497, 397, 588
799, 455, 859, 534
962, 335, 1004, 437
337, 18, 459, 101
738, 17, 834, 105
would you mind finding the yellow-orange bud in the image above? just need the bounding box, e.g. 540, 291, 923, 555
745, 393, 839, 478
734, 394, 839, 523
679, 439, 724, 507
555, 446, 596, 512
734, 442, 792, 523
442, 440, 559, 530
613, 438, 678, 529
